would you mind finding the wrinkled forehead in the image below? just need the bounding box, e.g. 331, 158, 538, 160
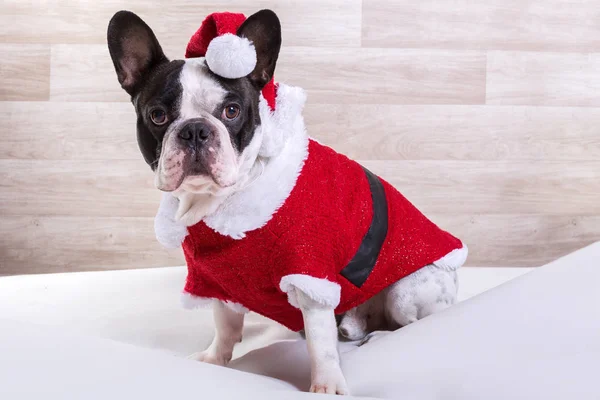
135, 58, 225, 112
137, 58, 258, 116
179, 58, 227, 115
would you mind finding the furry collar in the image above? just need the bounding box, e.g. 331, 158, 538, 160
177, 83, 309, 239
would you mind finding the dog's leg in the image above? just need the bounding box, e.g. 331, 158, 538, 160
338, 293, 386, 341
296, 290, 349, 395
189, 300, 244, 366
338, 306, 368, 341
359, 265, 458, 347
385, 264, 458, 327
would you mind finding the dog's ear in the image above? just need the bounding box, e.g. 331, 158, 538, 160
107, 11, 168, 96
237, 9, 282, 89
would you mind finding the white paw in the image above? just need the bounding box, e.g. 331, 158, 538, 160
338, 323, 367, 342
187, 350, 231, 366
310, 368, 349, 395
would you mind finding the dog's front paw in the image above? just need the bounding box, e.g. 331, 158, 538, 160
310, 366, 349, 395
187, 350, 231, 366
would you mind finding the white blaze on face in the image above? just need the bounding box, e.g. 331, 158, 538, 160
156, 58, 239, 192
179, 58, 227, 117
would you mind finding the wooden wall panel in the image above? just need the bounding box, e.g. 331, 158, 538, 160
1, 1, 600, 274
276, 48, 486, 104
0, 44, 50, 101
304, 105, 600, 161
486, 51, 600, 107
362, 0, 600, 51
1, 0, 361, 48
362, 160, 600, 215
0, 160, 158, 217
0, 216, 183, 275
50, 45, 130, 103
1, 102, 137, 160
434, 214, 600, 267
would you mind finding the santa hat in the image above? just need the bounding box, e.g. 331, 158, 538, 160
186, 12, 277, 111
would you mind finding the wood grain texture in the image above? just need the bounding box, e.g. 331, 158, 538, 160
1, 102, 137, 160
361, 160, 600, 215
50, 45, 129, 102
1, 0, 361, 48
277, 48, 486, 105
0, 160, 158, 217
486, 51, 600, 107
0, 44, 50, 101
362, 0, 600, 51
434, 214, 600, 267
304, 105, 600, 161
0, 216, 184, 275
2, 1, 600, 273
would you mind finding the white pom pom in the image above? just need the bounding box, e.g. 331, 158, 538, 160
205, 33, 257, 79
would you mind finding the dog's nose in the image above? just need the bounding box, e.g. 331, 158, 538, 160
179, 121, 210, 142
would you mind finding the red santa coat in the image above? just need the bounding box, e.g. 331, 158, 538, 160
182, 139, 465, 332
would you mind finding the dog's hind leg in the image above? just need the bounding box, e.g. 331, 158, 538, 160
384, 264, 458, 327
338, 304, 369, 341
358, 265, 458, 347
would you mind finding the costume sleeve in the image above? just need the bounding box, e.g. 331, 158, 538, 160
274, 218, 342, 309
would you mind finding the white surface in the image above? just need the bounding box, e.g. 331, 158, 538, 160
344, 243, 600, 399
0, 266, 530, 358
0, 319, 301, 400
2, 248, 597, 399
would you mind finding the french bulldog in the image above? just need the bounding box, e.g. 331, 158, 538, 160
107, 9, 466, 395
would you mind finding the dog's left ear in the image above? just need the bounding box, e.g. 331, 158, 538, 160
237, 9, 282, 89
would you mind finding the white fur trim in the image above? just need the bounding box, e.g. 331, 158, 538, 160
280, 275, 341, 309
205, 34, 256, 79
433, 244, 468, 271
225, 301, 250, 314
258, 84, 308, 157
181, 294, 249, 314
154, 192, 189, 248
203, 84, 309, 239
181, 292, 214, 309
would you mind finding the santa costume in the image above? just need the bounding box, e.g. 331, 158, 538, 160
155, 12, 468, 332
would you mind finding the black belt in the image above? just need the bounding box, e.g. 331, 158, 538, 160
340, 167, 388, 288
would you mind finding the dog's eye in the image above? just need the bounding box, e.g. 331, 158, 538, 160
150, 109, 168, 126
222, 104, 240, 121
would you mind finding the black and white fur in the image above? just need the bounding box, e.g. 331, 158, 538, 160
107, 10, 460, 395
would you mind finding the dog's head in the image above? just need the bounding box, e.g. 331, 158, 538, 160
107, 10, 281, 194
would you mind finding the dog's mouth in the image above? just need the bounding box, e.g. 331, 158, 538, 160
156, 152, 239, 193
156, 116, 240, 193
181, 172, 237, 193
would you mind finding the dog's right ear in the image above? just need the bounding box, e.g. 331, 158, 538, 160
107, 11, 168, 96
